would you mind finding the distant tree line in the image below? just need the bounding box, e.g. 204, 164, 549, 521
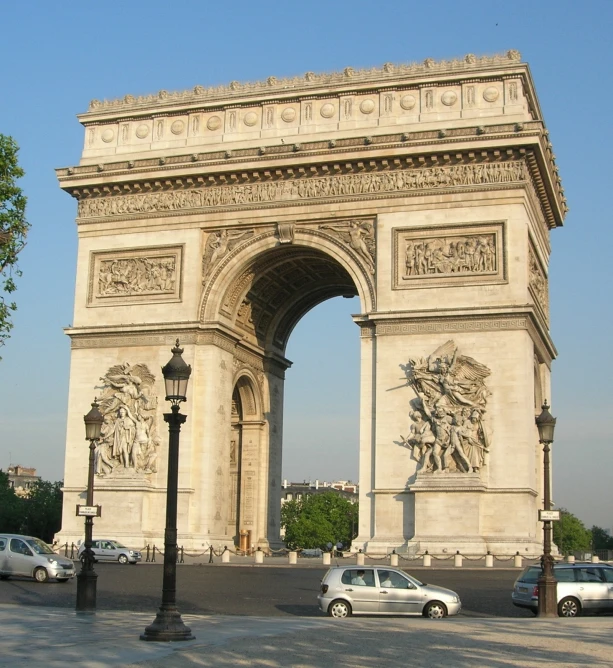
553, 508, 613, 555
0, 470, 63, 543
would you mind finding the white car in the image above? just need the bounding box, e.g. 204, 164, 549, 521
0, 534, 76, 583
77, 539, 142, 564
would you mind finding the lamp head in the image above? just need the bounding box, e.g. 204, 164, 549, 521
84, 399, 104, 441
535, 400, 556, 444
162, 339, 192, 406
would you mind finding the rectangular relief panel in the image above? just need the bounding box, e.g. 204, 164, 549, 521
88, 245, 183, 306
393, 222, 506, 290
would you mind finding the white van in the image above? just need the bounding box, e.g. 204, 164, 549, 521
0, 534, 76, 583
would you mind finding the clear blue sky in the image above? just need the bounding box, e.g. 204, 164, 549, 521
1, 1, 611, 529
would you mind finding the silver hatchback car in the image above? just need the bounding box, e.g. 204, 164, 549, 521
512, 563, 613, 616
318, 566, 461, 618
0, 534, 76, 583
77, 539, 142, 564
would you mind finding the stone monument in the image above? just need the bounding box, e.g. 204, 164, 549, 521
55, 50, 565, 555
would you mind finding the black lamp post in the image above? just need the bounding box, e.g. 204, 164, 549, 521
535, 400, 558, 618
76, 399, 103, 612
141, 340, 194, 642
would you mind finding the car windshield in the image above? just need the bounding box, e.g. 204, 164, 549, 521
26, 538, 54, 555
111, 541, 127, 548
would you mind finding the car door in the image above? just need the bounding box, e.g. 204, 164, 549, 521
575, 567, 609, 610
7, 538, 35, 576
0, 537, 7, 574
340, 569, 379, 613
600, 567, 613, 610
376, 569, 423, 614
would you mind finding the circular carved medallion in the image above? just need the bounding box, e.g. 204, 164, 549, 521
170, 120, 185, 135
244, 112, 258, 127
101, 128, 115, 143
281, 107, 296, 123
360, 99, 375, 114
483, 86, 500, 103
320, 103, 336, 119
135, 124, 149, 139
441, 91, 457, 106
400, 94, 416, 110
207, 116, 222, 131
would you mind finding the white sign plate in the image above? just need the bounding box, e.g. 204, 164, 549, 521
539, 510, 560, 521
76, 505, 101, 517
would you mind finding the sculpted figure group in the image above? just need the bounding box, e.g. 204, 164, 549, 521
98, 256, 176, 296
400, 341, 491, 474
93, 363, 160, 477
404, 234, 496, 278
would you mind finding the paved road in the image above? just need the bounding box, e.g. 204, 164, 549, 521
0, 563, 535, 618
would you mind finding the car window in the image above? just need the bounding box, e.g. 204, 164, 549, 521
10, 539, 32, 556
518, 566, 541, 583
0, 538, 6, 551
342, 569, 375, 587
577, 568, 605, 583
555, 568, 576, 582
377, 570, 410, 589
26, 538, 53, 555
602, 569, 613, 583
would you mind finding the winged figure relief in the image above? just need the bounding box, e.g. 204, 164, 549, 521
319, 220, 375, 273
202, 228, 254, 282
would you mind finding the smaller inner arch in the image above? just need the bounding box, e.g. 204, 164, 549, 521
226, 246, 359, 353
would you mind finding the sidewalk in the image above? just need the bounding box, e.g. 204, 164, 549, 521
1, 603, 611, 668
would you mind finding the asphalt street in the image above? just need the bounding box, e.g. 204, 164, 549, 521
0, 563, 536, 618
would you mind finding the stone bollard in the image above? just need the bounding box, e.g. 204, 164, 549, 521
356, 551, 365, 566
255, 548, 264, 564
390, 553, 399, 567
323, 552, 331, 565
566, 555, 575, 564
423, 553, 431, 567
485, 553, 494, 568
222, 548, 230, 563
288, 551, 297, 565
514, 553, 523, 568
454, 552, 463, 568
591, 555, 600, 563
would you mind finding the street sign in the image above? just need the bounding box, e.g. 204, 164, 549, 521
76, 505, 102, 517
539, 510, 560, 521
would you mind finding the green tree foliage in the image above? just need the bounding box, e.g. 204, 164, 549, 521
591, 526, 613, 551
0, 472, 63, 543
0, 135, 29, 354
553, 508, 592, 555
281, 491, 358, 550
19, 480, 63, 543
0, 470, 23, 533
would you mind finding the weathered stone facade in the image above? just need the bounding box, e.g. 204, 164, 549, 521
56, 51, 564, 554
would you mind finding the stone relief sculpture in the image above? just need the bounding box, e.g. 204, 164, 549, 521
202, 228, 254, 282
528, 245, 549, 322
97, 256, 176, 296
400, 341, 491, 474
93, 363, 160, 477
78, 161, 527, 219
403, 233, 496, 278
319, 220, 375, 273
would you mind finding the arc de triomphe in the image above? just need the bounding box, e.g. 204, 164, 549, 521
56, 51, 565, 555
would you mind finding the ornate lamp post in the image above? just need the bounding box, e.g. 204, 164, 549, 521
535, 401, 558, 618
76, 399, 103, 612
141, 340, 194, 642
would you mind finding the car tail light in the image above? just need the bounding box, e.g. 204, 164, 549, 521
321, 584, 329, 594
532, 585, 539, 597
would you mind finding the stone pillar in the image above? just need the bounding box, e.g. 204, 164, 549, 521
288, 551, 297, 565
390, 553, 399, 567
485, 553, 494, 568
322, 552, 331, 565
514, 553, 523, 568
222, 549, 230, 563
356, 552, 365, 566
454, 552, 463, 568
591, 555, 600, 564
423, 553, 431, 567
566, 555, 575, 563
254, 548, 264, 564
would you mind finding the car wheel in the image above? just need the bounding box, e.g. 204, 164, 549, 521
34, 567, 49, 583
118, 554, 129, 564
328, 599, 352, 618
423, 601, 448, 619
558, 597, 581, 617
0, 574, 9, 580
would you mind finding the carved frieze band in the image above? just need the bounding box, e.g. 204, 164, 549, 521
88, 245, 183, 306
77, 160, 528, 219
393, 222, 506, 290
375, 316, 530, 336
528, 242, 549, 324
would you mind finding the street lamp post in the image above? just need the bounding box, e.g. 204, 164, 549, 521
535, 400, 558, 618
76, 399, 103, 612
141, 340, 194, 642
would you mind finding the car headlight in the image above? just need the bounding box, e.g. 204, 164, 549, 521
47, 558, 58, 565
449, 595, 459, 603
129, 551, 134, 556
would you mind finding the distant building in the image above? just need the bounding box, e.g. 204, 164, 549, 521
281, 479, 358, 504
7, 465, 40, 497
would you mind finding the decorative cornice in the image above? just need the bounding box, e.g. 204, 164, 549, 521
85, 51, 524, 115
